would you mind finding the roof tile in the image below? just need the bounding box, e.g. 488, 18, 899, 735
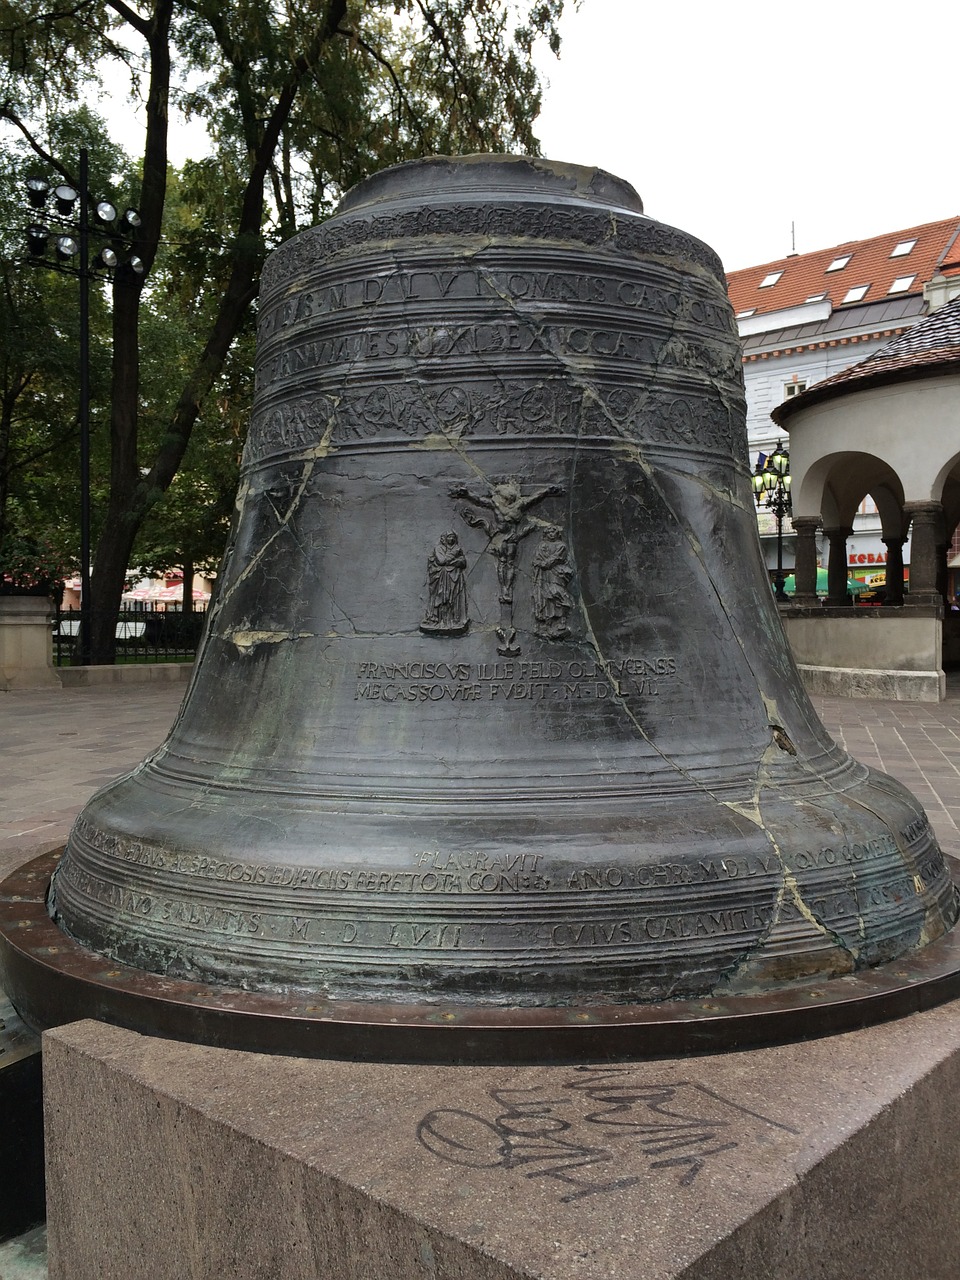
726, 217, 960, 317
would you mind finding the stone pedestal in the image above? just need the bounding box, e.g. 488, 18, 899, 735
0, 998, 43, 1241
0, 595, 60, 690
782, 605, 945, 701
43, 1002, 960, 1280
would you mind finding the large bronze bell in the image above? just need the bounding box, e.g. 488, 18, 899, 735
14, 156, 960, 1056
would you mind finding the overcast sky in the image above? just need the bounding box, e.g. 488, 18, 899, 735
98, 0, 957, 277
534, 0, 958, 272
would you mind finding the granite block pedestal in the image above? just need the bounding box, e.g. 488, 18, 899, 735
42, 1002, 960, 1280
0, 597, 59, 692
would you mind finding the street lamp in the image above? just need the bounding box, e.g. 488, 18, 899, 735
21, 148, 143, 664
753, 440, 792, 602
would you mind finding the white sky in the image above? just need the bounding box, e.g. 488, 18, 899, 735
534, 0, 959, 271
99, 0, 957, 276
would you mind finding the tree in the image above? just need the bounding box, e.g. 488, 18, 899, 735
0, 0, 567, 660
131, 301, 254, 607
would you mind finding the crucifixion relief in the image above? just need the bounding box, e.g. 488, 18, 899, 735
450, 476, 564, 655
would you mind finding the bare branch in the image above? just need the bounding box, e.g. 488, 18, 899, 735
104, 0, 151, 37
0, 107, 76, 185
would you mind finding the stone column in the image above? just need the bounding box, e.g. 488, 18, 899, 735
882, 536, 906, 607
937, 539, 949, 604
790, 517, 821, 606
0, 594, 61, 690
824, 526, 853, 606
904, 502, 945, 606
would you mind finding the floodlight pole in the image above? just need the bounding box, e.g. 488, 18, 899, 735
78, 148, 91, 666
23, 151, 142, 664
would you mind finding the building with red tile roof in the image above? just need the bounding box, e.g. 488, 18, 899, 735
727, 216, 960, 583
767, 292, 960, 701
727, 217, 960, 458
727, 217, 960, 322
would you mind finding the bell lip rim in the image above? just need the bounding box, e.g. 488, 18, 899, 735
3, 850, 960, 1064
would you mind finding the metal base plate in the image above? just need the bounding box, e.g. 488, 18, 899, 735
4, 851, 960, 1064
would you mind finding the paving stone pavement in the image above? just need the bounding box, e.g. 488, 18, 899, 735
3, 679, 960, 876
0, 684, 188, 881
1, 678, 960, 1280
815, 678, 960, 859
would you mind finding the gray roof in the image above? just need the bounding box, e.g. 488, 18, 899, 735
772, 295, 960, 424
740, 295, 925, 353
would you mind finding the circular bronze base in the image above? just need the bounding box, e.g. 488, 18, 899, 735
4, 851, 960, 1064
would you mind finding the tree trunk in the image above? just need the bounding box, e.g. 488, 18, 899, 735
89, 268, 144, 663
0, 393, 13, 543
88, 0, 172, 663
86, 0, 342, 661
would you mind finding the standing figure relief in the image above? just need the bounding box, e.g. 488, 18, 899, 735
532, 526, 574, 640
420, 532, 469, 636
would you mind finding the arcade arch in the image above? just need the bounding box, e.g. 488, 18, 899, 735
790, 451, 913, 606
779, 377, 960, 610
770, 305, 960, 699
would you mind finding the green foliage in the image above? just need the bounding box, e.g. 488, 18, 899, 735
0, 0, 569, 658
0, 513, 77, 588
133, 313, 252, 577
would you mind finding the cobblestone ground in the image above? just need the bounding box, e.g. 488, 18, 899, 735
2, 678, 960, 1277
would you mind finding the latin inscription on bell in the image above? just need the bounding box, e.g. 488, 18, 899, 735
353, 656, 676, 703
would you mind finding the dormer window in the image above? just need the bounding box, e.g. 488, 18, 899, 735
826, 255, 852, 272
759, 271, 783, 288
890, 240, 916, 258
841, 284, 870, 304
888, 275, 915, 294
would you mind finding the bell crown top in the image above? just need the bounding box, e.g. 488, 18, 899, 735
335, 153, 645, 218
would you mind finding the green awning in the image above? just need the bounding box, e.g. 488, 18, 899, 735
780, 569, 867, 595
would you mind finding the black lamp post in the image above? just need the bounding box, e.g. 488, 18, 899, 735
23, 149, 142, 664
753, 440, 792, 602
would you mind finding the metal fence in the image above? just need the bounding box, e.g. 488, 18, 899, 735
53, 603, 208, 666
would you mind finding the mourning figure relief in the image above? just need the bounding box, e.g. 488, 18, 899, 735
532, 526, 574, 639
420, 532, 469, 635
